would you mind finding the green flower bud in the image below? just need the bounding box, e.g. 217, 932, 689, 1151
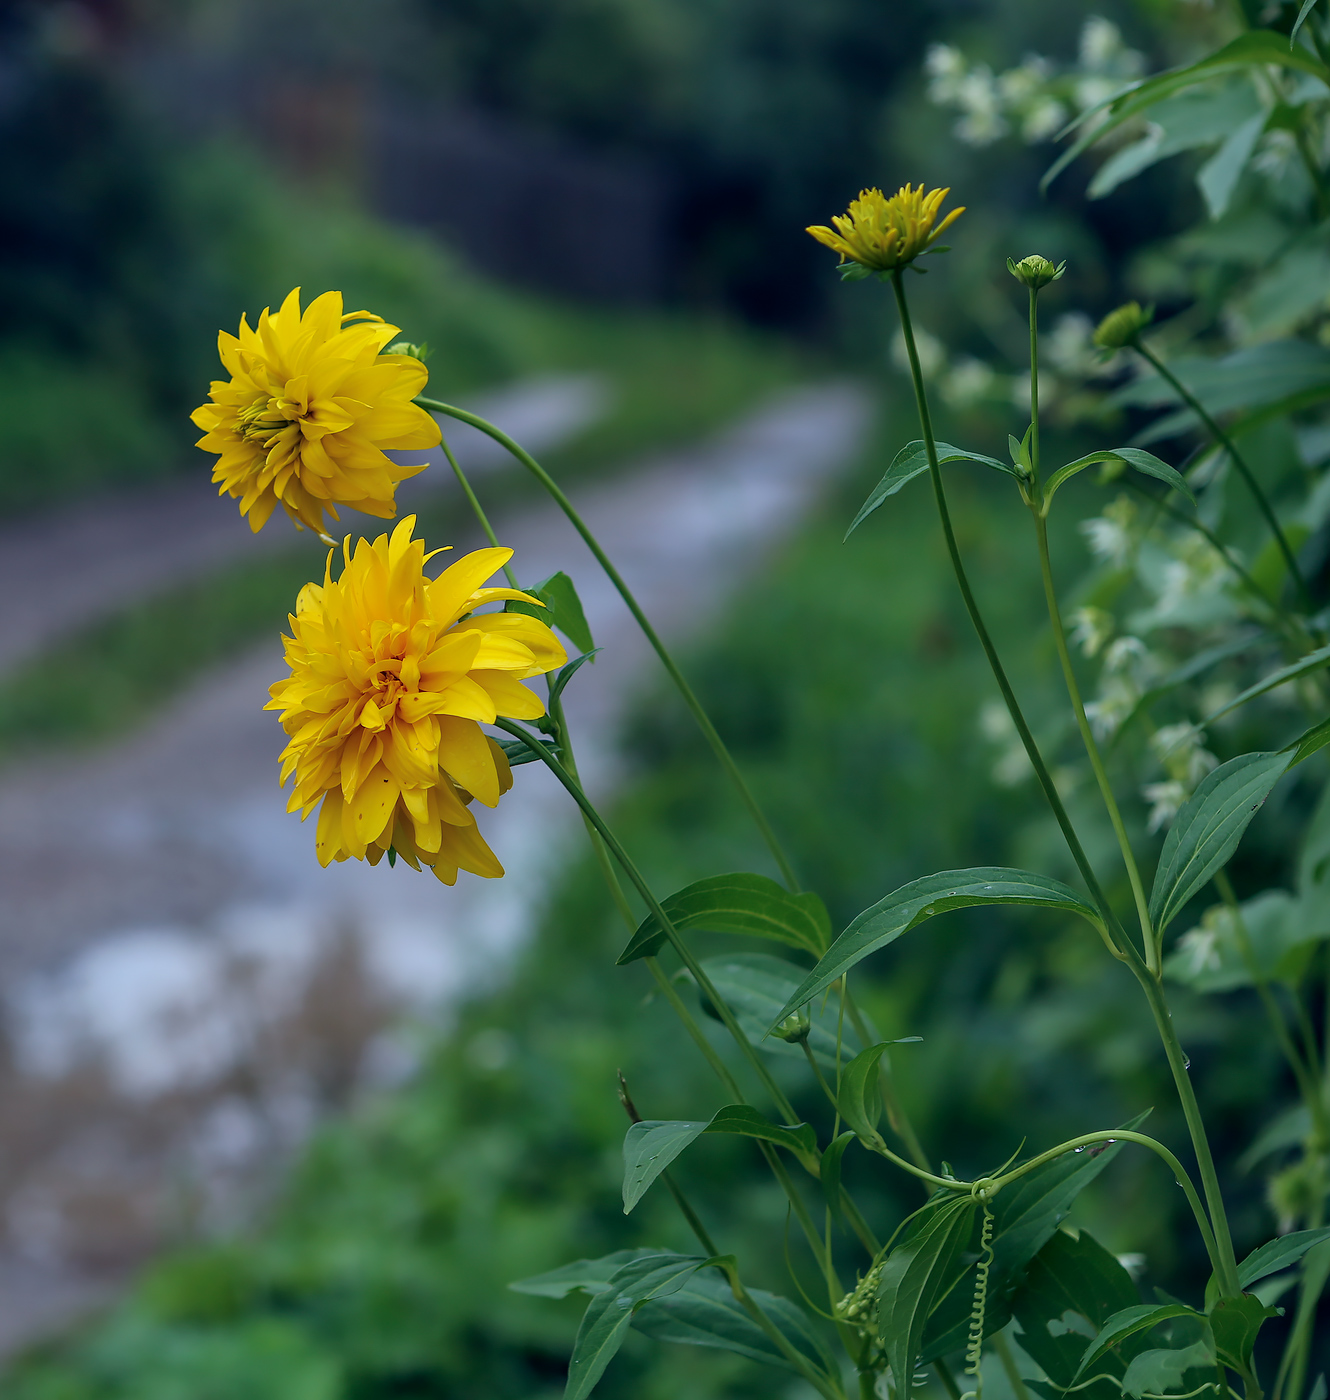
1092, 302, 1153, 350
385, 339, 431, 362
1007, 254, 1065, 290
771, 1007, 812, 1043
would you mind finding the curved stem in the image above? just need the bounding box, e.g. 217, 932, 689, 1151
1032, 511, 1157, 971
1131, 342, 1314, 614
437, 432, 519, 588
992, 1128, 1220, 1274
417, 396, 800, 891
889, 273, 1136, 963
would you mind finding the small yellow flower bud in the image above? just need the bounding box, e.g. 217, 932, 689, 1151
1093, 301, 1154, 350
1007, 254, 1065, 290
770, 1008, 812, 1044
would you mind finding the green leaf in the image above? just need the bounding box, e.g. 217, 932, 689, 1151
507, 571, 595, 655
622, 1104, 822, 1212
1149, 751, 1293, 934
698, 953, 870, 1070
495, 735, 560, 768
565, 1252, 710, 1400
510, 1250, 660, 1299
1197, 110, 1266, 219
1044, 31, 1330, 193
1204, 643, 1330, 724
1073, 1303, 1203, 1382
820, 1131, 857, 1223
1121, 1341, 1216, 1398
878, 1195, 977, 1389
618, 873, 831, 963
1237, 1226, 1330, 1288
1209, 1293, 1277, 1371
1043, 448, 1195, 510
548, 649, 602, 707
771, 869, 1102, 1027
1292, 0, 1323, 46
1009, 1228, 1144, 1389
632, 1272, 834, 1375
1284, 715, 1330, 769
1238, 1104, 1312, 1174
845, 441, 1015, 538
836, 1043, 892, 1143
622, 1121, 709, 1214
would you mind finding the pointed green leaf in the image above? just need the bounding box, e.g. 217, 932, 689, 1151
1073, 1303, 1203, 1382
698, 953, 868, 1070
495, 734, 562, 768
633, 1274, 836, 1376
837, 1042, 893, 1143
622, 1120, 709, 1213
821, 1131, 857, 1224
1210, 1293, 1277, 1371
878, 1195, 978, 1389
1043, 448, 1195, 510
1009, 1229, 1144, 1388
771, 869, 1102, 1027
845, 441, 1015, 538
507, 571, 595, 655
1149, 751, 1293, 934
510, 1250, 658, 1299
1285, 713, 1330, 767
618, 874, 831, 963
1292, 0, 1323, 45
565, 1252, 709, 1400
1237, 1226, 1330, 1288
1044, 32, 1330, 194
623, 1104, 822, 1213
548, 649, 602, 707
1121, 1341, 1216, 1398
1205, 644, 1330, 724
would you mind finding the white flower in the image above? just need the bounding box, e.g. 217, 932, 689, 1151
1071, 605, 1115, 658
1103, 635, 1150, 677
924, 43, 967, 102
953, 67, 1008, 146
1085, 676, 1141, 740
892, 326, 945, 378
1143, 779, 1188, 832
1080, 498, 1138, 567
941, 357, 998, 409
1151, 722, 1219, 788
1079, 17, 1143, 76
1022, 96, 1069, 143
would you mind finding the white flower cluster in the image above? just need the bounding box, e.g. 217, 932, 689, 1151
925, 17, 1143, 150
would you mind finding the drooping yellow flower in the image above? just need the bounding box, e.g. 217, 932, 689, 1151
192, 288, 442, 537
806, 184, 964, 273
267, 516, 568, 885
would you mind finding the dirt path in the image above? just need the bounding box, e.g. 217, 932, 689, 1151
0, 380, 873, 1351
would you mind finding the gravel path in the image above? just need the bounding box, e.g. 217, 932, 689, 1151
0, 380, 873, 1351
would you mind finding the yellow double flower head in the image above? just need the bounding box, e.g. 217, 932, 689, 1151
267, 516, 567, 885
807, 184, 965, 278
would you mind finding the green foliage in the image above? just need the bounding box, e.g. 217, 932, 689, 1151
846, 441, 1016, 538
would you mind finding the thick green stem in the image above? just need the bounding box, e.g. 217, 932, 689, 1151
1131, 343, 1313, 614
437, 432, 519, 587
1032, 513, 1157, 970
1132, 966, 1242, 1297
1028, 287, 1042, 492
889, 273, 1134, 961
994, 1331, 1031, 1400
416, 396, 800, 891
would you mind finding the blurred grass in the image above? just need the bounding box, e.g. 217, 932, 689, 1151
0, 299, 798, 764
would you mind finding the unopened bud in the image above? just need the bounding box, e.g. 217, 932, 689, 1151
385, 339, 430, 362
1092, 302, 1153, 350
771, 1007, 812, 1044
1007, 254, 1065, 290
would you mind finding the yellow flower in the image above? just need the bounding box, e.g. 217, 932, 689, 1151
806, 184, 964, 273
191, 288, 442, 537
266, 516, 568, 885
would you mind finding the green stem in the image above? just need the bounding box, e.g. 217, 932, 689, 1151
934, 1360, 964, 1400
1131, 342, 1314, 614
416, 396, 800, 892
1028, 287, 1042, 492
437, 432, 519, 588
889, 272, 1134, 962
1132, 966, 1242, 1297
728, 1272, 846, 1400
1032, 512, 1157, 971
991, 1128, 1220, 1275
994, 1331, 1031, 1400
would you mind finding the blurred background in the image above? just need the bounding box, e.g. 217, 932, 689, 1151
0, 0, 1318, 1395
